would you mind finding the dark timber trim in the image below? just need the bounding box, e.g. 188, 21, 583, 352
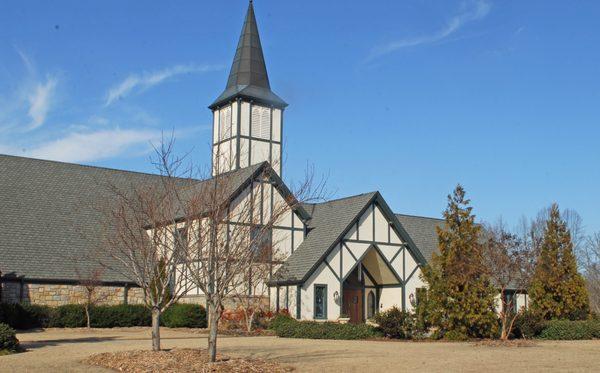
345, 239, 405, 247
401, 248, 406, 311
390, 247, 403, 264
324, 260, 340, 282
296, 284, 301, 319
236, 98, 242, 169
339, 243, 344, 315
248, 101, 253, 164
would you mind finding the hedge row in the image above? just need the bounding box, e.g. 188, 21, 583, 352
0, 303, 206, 330
269, 314, 382, 340
538, 320, 600, 340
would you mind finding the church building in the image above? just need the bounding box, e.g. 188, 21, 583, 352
0, 1, 527, 323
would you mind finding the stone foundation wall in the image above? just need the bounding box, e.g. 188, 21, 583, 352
0, 281, 145, 306
178, 294, 269, 310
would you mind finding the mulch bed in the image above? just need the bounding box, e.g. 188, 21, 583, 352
84, 348, 293, 372
473, 339, 537, 348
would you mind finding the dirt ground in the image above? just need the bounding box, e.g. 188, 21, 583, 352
2, 328, 599, 372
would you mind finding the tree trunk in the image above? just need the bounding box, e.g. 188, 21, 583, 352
85, 304, 91, 329
207, 302, 220, 362
151, 307, 161, 351
245, 310, 254, 333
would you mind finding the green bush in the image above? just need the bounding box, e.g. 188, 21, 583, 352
90, 304, 151, 328
271, 317, 381, 340
0, 303, 52, 329
443, 330, 470, 341
0, 323, 20, 352
0, 302, 208, 330
48, 304, 86, 328
513, 311, 547, 339
21, 304, 53, 328
539, 320, 600, 340
268, 312, 295, 331
161, 304, 206, 328
374, 306, 414, 339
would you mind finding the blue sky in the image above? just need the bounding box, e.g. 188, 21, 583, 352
1, 0, 599, 234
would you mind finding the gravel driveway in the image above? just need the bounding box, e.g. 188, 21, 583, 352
2, 328, 600, 372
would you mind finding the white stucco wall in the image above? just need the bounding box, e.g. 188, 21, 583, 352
379, 287, 403, 311
403, 268, 425, 312
301, 260, 341, 321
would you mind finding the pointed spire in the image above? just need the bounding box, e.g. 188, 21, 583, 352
226, 0, 269, 89
210, 0, 287, 109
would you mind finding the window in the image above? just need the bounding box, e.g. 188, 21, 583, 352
251, 105, 271, 140
367, 291, 376, 319
502, 291, 517, 314
219, 106, 232, 140
174, 227, 188, 264
314, 284, 327, 319
250, 227, 272, 262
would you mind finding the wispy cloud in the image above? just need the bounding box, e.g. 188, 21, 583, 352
0, 49, 58, 132
27, 76, 58, 130
367, 0, 492, 61
21, 128, 161, 163
105, 64, 222, 106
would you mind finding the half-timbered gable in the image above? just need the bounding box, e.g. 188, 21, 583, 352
271, 192, 428, 322
175, 161, 309, 302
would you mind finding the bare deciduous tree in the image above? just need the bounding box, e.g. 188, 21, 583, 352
581, 233, 600, 314
230, 244, 286, 333
75, 267, 109, 329
96, 138, 197, 351
97, 135, 325, 358
483, 220, 536, 340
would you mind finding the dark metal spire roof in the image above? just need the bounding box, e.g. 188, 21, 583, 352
209, 0, 287, 109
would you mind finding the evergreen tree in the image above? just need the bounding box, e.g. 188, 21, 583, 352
423, 185, 498, 338
529, 204, 589, 319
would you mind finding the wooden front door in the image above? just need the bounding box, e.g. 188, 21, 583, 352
343, 288, 363, 324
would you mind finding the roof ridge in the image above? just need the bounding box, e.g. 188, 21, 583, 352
0, 153, 178, 179
315, 191, 378, 206
395, 212, 444, 221
0, 153, 262, 182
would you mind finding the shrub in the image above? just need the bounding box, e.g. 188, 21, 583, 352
90, 304, 151, 328
539, 320, 600, 340
443, 330, 470, 341
0, 302, 207, 330
268, 311, 295, 331
0, 323, 20, 352
0, 303, 52, 329
272, 317, 381, 340
513, 310, 546, 339
48, 304, 86, 328
220, 308, 246, 330
162, 304, 206, 328
21, 304, 53, 328
253, 309, 275, 330
374, 306, 414, 339
0, 303, 24, 329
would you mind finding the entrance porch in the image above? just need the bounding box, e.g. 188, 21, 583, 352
341, 245, 403, 323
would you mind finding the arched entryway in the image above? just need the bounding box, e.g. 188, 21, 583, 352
342, 244, 403, 323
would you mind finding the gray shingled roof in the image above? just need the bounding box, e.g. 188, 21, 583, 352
0, 154, 264, 283
395, 214, 444, 262
272, 192, 377, 283
210, 0, 286, 109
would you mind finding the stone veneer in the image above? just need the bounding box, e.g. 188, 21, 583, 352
0, 282, 145, 306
